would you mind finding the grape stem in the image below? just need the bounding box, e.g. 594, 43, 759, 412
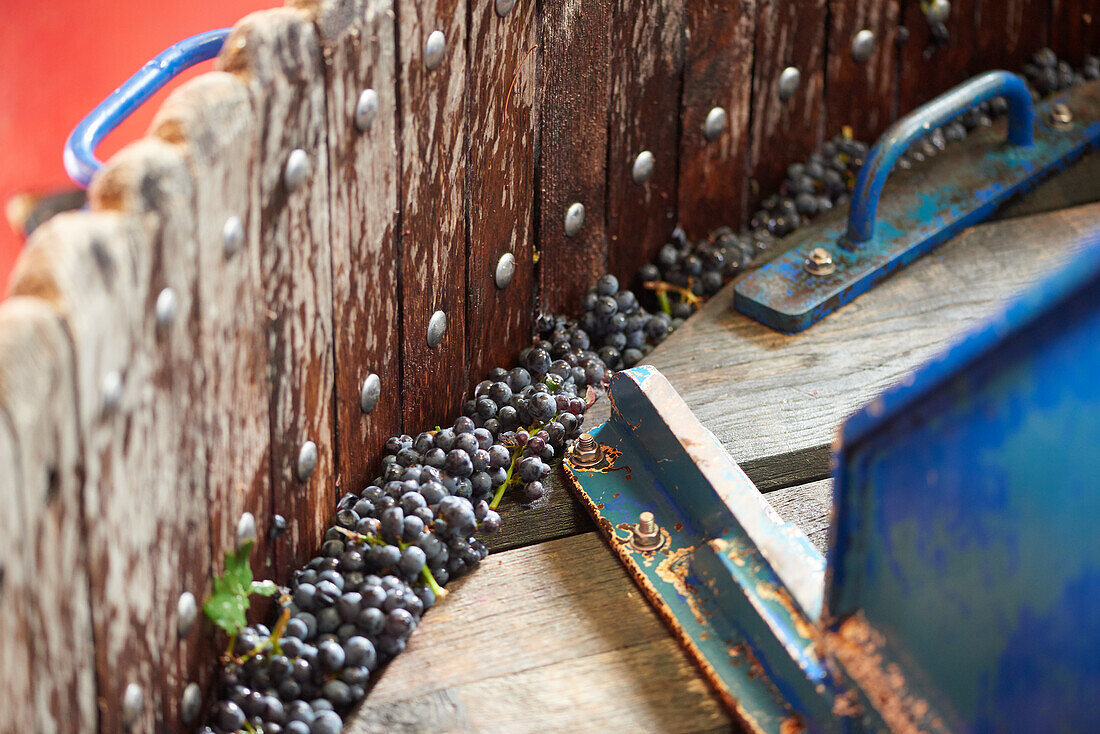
489, 411, 569, 510
642, 280, 704, 308
333, 526, 449, 599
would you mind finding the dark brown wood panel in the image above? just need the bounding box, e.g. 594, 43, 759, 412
465, 0, 538, 384
151, 71, 269, 718
973, 0, 1050, 72
396, 0, 469, 431
537, 0, 613, 313
221, 9, 337, 576
825, 0, 901, 141
318, 0, 403, 494
897, 0, 979, 114
676, 0, 756, 240
1051, 0, 1100, 64
606, 0, 685, 285
748, 0, 829, 212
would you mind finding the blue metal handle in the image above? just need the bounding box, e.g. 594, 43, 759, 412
847, 70, 1035, 244
63, 28, 231, 188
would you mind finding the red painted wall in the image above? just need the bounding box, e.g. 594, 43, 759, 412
0, 0, 275, 290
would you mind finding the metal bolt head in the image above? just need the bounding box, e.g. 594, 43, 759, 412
704, 107, 727, 141
223, 215, 244, 259
355, 89, 379, 132
495, 0, 516, 16
155, 287, 178, 333
425, 30, 446, 69
778, 66, 802, 101
851, 30, 875, 63
632, 150, 655, 184
180, 682, 202, 724
804, 247, 836, 276
924, 0, 950, 23
102, 370, 123, 413
177, 592, 197, 637
360, 373, 381, 413
297, 441, 318, 481
1049, 103, 1073, 129
495, 252, 516, 289
427, 310, 447, 347
631, 511, 664, 551
564, 202, 585, 237
570, 433, 605, 469
284, 149, 311, 192
121, 682, 144, 728
236, 511, 257, 549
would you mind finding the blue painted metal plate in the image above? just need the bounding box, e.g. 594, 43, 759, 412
735, 79, 1100, 333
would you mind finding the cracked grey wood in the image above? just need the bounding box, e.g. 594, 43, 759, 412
767, 478, 833, 555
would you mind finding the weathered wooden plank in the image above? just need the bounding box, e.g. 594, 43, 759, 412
537, 0, 613, 313
748, 0, 829, 212
825, 0, 900, 141
897, 0, 979, 114
221, 8, 337, 574
676, 0, 756, 239
972, 0, 1049, 72
396, 0, 469, 431
465, 0, 538, 386
0, 297, 94, 733
316, 0, 403, 495
605, 0, 685, 284
349, 531, 731, 733
150, 71, 268, 720
767, 478, 833, 555
994, 150, 1100, 221
1050, 0, 1100, 65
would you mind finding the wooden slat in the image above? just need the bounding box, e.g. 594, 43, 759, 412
1051, 0, 1100, 65
767, 478, 833, 554
151, 71, 269, 714
676, 0, 756, 239
994, 150, 1100, 221
317, 0, 403, 494
465, 0, 538, 385
825, 0, 900, 141
537, 0, 613, 313
747, 0, 829, 212
972, 0, 1049, 72
0, 297, 94, 733
897, 0, 979, 114
221, 8, 337, 574
605, 0, 685, 284
396, 0, 469, 430
349, 531, 731, 733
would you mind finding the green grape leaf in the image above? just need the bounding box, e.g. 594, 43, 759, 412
203, 588, 248, 635
203, 541, 275, 636
251, 580, 278, 597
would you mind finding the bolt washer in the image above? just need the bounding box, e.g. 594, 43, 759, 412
629, 511, 665, 552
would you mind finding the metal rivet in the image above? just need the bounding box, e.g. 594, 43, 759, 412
631, 511, 664, 552
360, 373, 381, 413
632, 150, 655, 184
121, 683, 144, 728
155, 288, 178, 333
177, 592, 197, 637
804, 247, 836, 276
355, 89, 379, 132
564, 202, 585, 237
851, 30, 875, 62
704, 107, 727, 141
778, 66, 802, 101
1049, 103, 1073, 129
236, 512, 257, 549
924, 0, 950, 23
180, 683, 202, 724
495, 0, 516, 16
297, 441, 318, 482
284, 149, 310, 192
425, 30, 446, 69
495, 253, 516, 289
102, 370, 123, 413
223, 215, 244, 259
427, 310, 447, 348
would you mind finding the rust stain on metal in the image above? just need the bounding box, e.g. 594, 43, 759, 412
655, 545, 707, 626
754, 581, 818, 642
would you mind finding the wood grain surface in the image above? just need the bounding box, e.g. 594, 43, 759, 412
897, 0, 979, 114
825, 0, 901, 141
395, 0, 470, 431
465, 0, 538, 385
0, 297, 95, 734
1050, 0, 1100, 65
221, 8, 337, 576
605, 0, 685, 284
317, 0, 404, 496
677, 0, 756, 239
972, 0, 1050, 72
536, 0, 613, 313
768, 478, 833, 554
747, 0, 828, 212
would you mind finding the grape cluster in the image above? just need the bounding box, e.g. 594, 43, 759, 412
572, 273, 676, 369
1023, 47, 1094, 96
639, 227, 756, 315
